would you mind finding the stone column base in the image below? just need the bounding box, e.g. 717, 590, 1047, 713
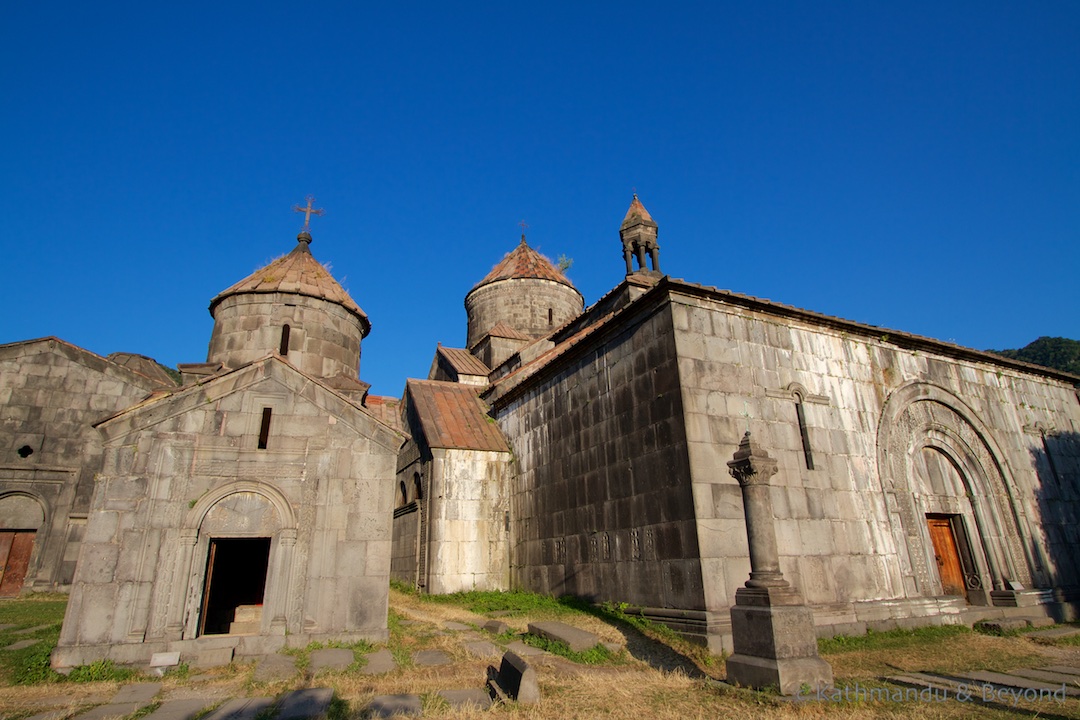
726, 653, 834, 697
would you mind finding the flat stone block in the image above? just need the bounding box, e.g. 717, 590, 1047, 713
150, 651, 181, 668
276, 687, 334, 720
364, 694, 422, 718
726, 653, 833, 696
487, 651, 540, 705
505, 640, 546, 657
527, 621, 598, 652
14, 624, 54, 635
482, 620, 509, 635
71, 703, 143, 720
141, 698, 213, 720
1039, 665, 1080, 677
189, 646, 235, 669
1009, 668, 1080, 691
463, 640, 501, 659
443, 621, 471, 631
309, 648, 353, 673
1026, 626, 1080, 640
361, 648, 397, 675
4, 638, 41, 650
252, 654, 297, 682
413, 649, 453, 666
437, 688, 493, 710
952, 670, 1070, 693
201, 697, 275, 720
111, 683, 162, 704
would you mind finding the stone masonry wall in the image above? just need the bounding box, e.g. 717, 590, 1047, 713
465, 279, 583, 350
207, 292, 365, 380
671, 289, 1080, 640
495, 300, 702, 610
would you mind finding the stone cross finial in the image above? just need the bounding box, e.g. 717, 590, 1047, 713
293, 195, 325, 233
519, 220, 528, 244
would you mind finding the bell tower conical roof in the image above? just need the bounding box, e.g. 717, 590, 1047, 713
470, 235, 577, 292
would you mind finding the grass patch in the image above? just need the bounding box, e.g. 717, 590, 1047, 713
819, 624, 972, 654
0, 594, 68, 686
67, 658, 139, 683
421, 589, 587, 617
522, 634, 621, 665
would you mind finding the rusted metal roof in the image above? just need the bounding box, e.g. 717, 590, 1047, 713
406, 379, 508, 452
209, 233, 370, 332
485, 322, 530, 341
437, 346, 490, 377
621, 193, 657, 229
471, 238, 576, 291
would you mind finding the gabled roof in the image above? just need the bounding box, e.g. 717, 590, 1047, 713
0, 337, 174, 390
485, 322, 530, 341
406, 380, 509, 452
209, 233, 370, 332
436, 346, 490, 377
470, 238, 577, 292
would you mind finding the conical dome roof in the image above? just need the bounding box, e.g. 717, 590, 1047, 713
471, 237, 577, 292
621, 193, 657, 230
210, 233, 370, 333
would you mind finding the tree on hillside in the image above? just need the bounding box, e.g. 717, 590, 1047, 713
988, 337, 1080, 375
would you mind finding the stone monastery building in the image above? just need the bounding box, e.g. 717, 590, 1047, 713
1, 196, 1078, 668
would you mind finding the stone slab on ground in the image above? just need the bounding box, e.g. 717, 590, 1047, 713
443, 621, 471, 631
24, 710, 73, 720
276, 687, 334, 720
70, 702, 144, 720
141, 698, 213, 720
361, 649, 397, 675
482, 620, 509, 635
253, 654, 297, 682
309, 648, 353, 673
365, 694, 422, 718
189, 646, 235, 669
527, 621, 599, 652
112, 683, 162, 705
13, 624, 54, 635
1009, 668, 1080, 691
487, 651, 540, 705
4, 638, 40, 650
437, 689, 493, 710
1025, 626, 1080, 640
463, 639, 501, 659
201, 697, 275, 720
505, 640, 546, 657
950, 670, 1067, 692
413, 649, 453, 666
1039, 665, 1080, 677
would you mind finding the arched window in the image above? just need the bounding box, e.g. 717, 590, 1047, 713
279, 325, 291, 356
413, 472, 423, 501
399, 481, 408, 506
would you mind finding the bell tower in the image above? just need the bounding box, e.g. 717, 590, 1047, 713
620, 194, 661, 276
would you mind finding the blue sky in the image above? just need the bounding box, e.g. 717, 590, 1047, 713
2, 2, 1078, 397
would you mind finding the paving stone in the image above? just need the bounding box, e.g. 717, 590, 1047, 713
150, 651, 181, 671
1025, 626, 1080, 640
309, 648, 354, 673
201, 697, 275, 720
527, 621, 599, 652
443, 621, 471, 631
1009, 667, 1080, 691
487, 651, 540, 704
1039, 665, 1080, 677
463, 639, 501, 659
4, 638, 41, 650
505, 640, 546, 657
413, 649, 453, 666
361, 648, 397, 675
112, 683, 162, 704
13, 624, 55, 635
71, 702, 143, 720
25, 710, 76, 720
190, 646, 235, 669
252, 654, 297, 682
141, 698, 214, 720
364, 694, 422, 717
276, 687, 334, 720
950, 670, 1067, 692
437, 688, 493, 710
482, 620, 509, 635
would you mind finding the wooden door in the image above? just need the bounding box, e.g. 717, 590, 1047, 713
0, 531, 36, 597
927, 517, 966, 597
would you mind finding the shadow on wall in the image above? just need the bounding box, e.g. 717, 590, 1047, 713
1029, 429, 1080, 620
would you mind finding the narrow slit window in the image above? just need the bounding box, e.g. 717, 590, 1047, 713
258, 407, 273, 449
1041, 432, 1061, 484
279, 324, 291, 356
548, 308, 553, 325
795, 397, 814, 470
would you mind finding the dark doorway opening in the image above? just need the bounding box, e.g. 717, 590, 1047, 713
199, 537, 271, 635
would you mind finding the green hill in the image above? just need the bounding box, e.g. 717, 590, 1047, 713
988, 336, 1080, 375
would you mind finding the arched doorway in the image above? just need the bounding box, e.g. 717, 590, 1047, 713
0, 493, 45, 596
878, 383, 1039, 605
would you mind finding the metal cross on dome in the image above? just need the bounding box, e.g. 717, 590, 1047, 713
293, 195, 325, 231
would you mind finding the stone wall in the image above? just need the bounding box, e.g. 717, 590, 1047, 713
493, 298, 702, 610
390, 503, 420, 586
0, 339, 167, 590
465, 279, 583, 350
207, 292, 366, 380
53, 358, 399, 668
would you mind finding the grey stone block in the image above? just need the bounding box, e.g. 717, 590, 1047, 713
309, 648, 353, 673
483, 620, 509, 635
252, 654, 297, 682
437, 689, 493, 710
111, 683, 162, 704
413, 649, 453, 666
276, 688, 334, 720
527, 621, 599, 652
201, 697, 275, 720
443, 621, 471, 631
364, 694, 422, 717
189, 646, 235, 669
360, 648, 397, 675
463, 639, 501, 659
141, 698, 213, 720
71, 703, 143, 720
487, 651, 540, 704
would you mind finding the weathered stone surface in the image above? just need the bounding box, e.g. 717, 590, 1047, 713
413, 649, 453, 666
276, 688, 334, 720
201, 697, 275, 720
487, 651, 540, 704
141, 698, 213, 720
437, 689, 493, 710
527, 621, 599, 652
360, 648, 397, 675
189, 647, 235, 669
364, 694, 422, 718
504, 640, 546, 657
252, 654, 297, 682
4, 639, 40, 650
443, 621, 471, 631
483, 620, 509, 635
463, 639, 501, 659
309, 648, 353, 673
1025, 626, 1080, 640
111, 683, 161, 705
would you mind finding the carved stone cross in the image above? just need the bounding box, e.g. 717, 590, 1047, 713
293, 195, 325, 231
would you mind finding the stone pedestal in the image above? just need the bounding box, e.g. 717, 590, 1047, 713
725, 431, 833, 695
726, 587, 833, 695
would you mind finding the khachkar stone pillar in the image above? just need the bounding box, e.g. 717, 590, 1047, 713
725, 431, 833, 695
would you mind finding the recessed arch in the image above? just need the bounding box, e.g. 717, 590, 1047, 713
0, 492, 46, 530
185, 480, 296, 532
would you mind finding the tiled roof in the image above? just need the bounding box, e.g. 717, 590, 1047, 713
210, 233, 370, 330
621, 194, 657, 229
485, 322, 530, 341
471, 238, 576, 291
438, 346, 490, 377
407, 380, 509, 452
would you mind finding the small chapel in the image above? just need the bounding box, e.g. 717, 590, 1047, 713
0, 195, 1077, 668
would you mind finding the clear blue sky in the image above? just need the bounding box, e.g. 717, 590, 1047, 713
2, 2, 1077, 397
